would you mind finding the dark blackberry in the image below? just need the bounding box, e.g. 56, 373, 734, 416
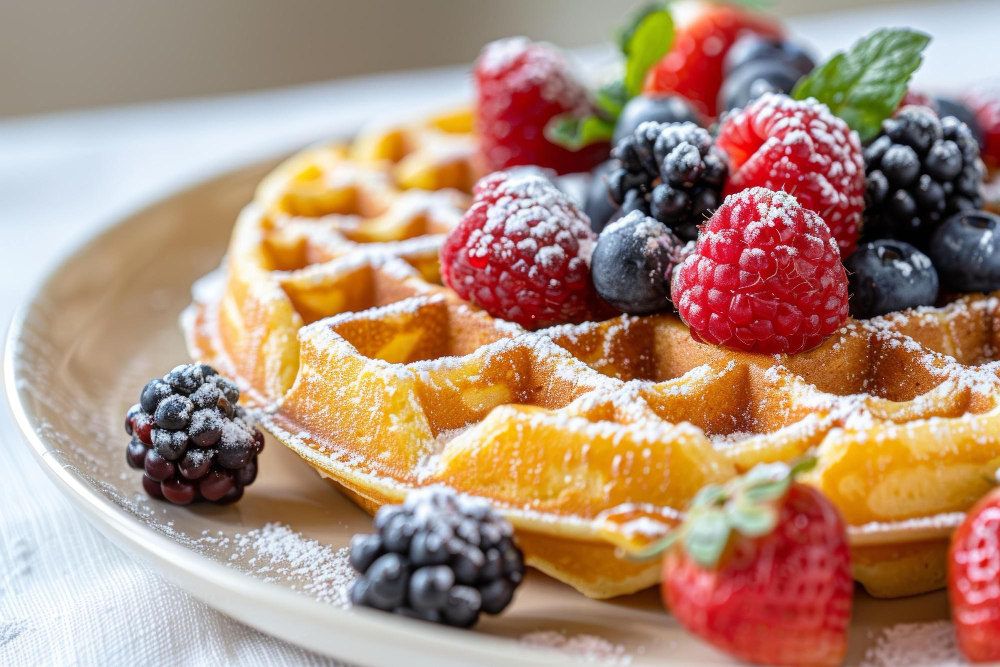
844, 240, 939, 318
929, 211, 1000, 292
607, 121, 727, 242
612, 95, 702, 146
123, 363, 264, 505
349, 487, 524, 627
591, 211, 690, 314
863, 105, 985, 246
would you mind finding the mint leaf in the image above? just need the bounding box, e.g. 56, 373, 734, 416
596, 79, 629, 118
624, 9, 674, 97
614, 2, 668, 54
544, 113, 614, 151
792, 28, 931, 142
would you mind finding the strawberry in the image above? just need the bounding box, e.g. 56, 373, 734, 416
642, 5, 783, 118
949, 486, 1000, 663
655, 461, 853, 666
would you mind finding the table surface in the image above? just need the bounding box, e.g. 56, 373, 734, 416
3, 2, 999, 664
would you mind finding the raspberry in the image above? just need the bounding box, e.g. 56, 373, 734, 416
474, 38, 608, 175
671, 187, 849, 355
642, 5, 782, 118
440, 171, 597, 329
961, 82, 1000, 168
716, 93, 866, 255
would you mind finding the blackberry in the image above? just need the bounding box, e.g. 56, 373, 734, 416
349, 487, 524, 627
844, 240, 939, 318
607, 121, 727, 242
591, 211, 689, 314
863, 105, 985, 246
124, 363, 263, 505
929, 211, 1000, 292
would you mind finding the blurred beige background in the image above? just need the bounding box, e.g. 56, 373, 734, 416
1, 0, 925, 118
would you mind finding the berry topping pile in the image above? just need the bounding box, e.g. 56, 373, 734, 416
439, 170, 598, 329
474, 38, 607, 175
349, 487, 524, 627
607, 121, 728, 241
717, 93, 866, 255
657, 462, 853, 667
844, 239, 938, 319
863, 105, 985, 243
642, 5, 783, 118
929, 210, 1000, 292
126, 363, 263, 505
591, 211, 690, 314
671, 188, 849, 355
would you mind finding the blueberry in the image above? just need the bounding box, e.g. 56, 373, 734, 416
717, 58, 803, 113
723, 34, 815, 78
936, 98, 984, 148
140, 380, 172, 414
844, 240, 939, 318
350, 534, 385, 573
612, 95, 701, 146
365, 554, 411, 611
584, 160, 619, 234
591, 211, 686, 314
929, 211, 1000, 292
154, 394, 193, 430
409, 565, 454, 611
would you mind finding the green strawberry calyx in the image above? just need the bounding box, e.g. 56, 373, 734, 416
631, 457, 816, 568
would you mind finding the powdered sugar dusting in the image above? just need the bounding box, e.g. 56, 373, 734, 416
520, 630, 632, 665
861, 621, 966, 666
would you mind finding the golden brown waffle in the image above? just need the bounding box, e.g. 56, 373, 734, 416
185, 109, 1000, 599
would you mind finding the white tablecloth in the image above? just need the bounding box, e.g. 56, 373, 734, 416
3, 3, 999, 664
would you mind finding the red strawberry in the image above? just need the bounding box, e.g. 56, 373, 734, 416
440, 170, 598, 329
962, 82, 1000, 169
716, 93, 866, 255
660, 462, 853, 666
474, 38, 608, 175
949, 486, 1000, 663
642, 5, 782, 118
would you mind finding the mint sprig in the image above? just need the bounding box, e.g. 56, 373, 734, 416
546, 5, 674, 151
792, 28, 931, 142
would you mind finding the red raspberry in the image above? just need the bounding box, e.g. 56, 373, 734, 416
474, 38, 608, 175
642, 5, 782, 118
671, 187, 849, 355
716, 93, 866, 255
962, 82, 1000, 168
440, 171, 597, 329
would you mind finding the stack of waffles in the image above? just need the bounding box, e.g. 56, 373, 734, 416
185, 109, 1000, 599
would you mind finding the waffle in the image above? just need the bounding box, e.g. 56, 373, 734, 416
184, 109, 1000, 600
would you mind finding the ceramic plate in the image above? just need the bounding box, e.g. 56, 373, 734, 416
5, 158, 954, 666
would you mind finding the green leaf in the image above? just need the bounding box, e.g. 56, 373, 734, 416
624, 10, 674, 97
685, 507, 731, 568
792, 28, 931, 142
728, 500, 778, 537
614, 2, 668, 55
691, 483, 727, 508
544, 113, 615, 151
596, 79, 629, 118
